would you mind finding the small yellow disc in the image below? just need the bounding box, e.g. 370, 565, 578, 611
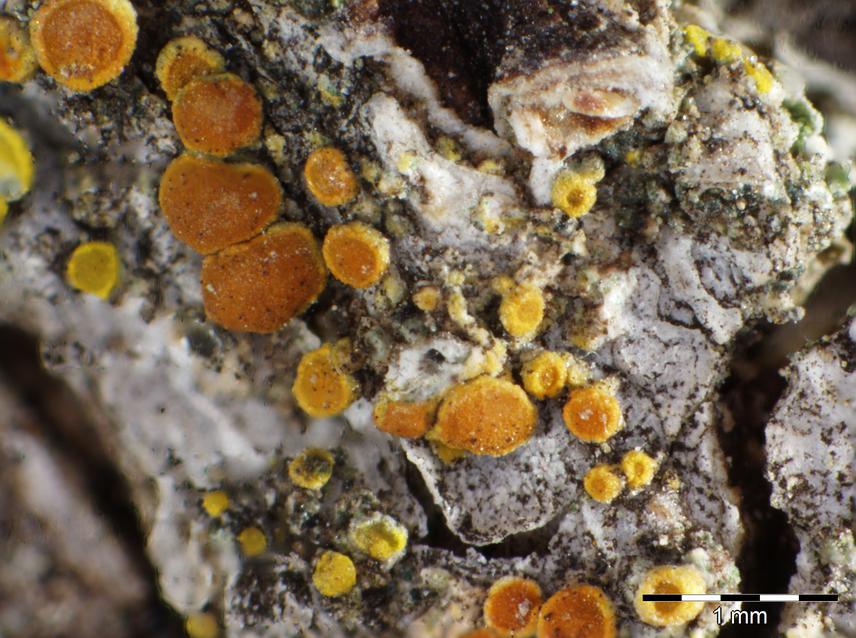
66, 241, 120, 299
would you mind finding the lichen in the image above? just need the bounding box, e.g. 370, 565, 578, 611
634, 565, 707, 626
0, 17, 37, 83
303, 146, 359, 207
158, 154, 281, 254
236, 527, 267, 558
156, 36, 224, 101
201, 490, 229, 517
348, 514, 408, 563
0, 0, 851, 634
521, 352, 568, 399
0, 118, 34, 202
322, 222, 390, 289
683, 24, 710, 58
185, 612, 219, 638
65, 241, 120, 299
312, 550, 357, 597
412, 285, 442, 312
483, 576, 542, 638
372, 396, 436, 439
537, 585, 616, 638
200, 224, 326, 333
497, 282, 545, 340
292, 342, 357, 418
172, 73, 263, 157
551, 169, 600, 218
288, 447, 335, 490
620, 450, 657, 489
29, 0, 138, 91
710, 38, 743, 64
583, 464, 624, 503
430, 376, 536, 457
562, 384, 623, 443
744, 58, 774, 95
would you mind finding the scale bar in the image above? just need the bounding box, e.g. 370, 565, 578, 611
642, 594, 839, 602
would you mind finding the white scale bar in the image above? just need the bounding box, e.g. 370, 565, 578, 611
644, 594, 839, 602
682, 595, 740, 601
678, 594, 803, 602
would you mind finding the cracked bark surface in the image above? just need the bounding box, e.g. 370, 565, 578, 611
0, 1, 854, 637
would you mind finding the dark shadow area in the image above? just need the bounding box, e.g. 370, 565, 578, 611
404, 455, 473, 557
0, 325, 186, 638
719, 327, 798, 638
718, 230, 856, 637
378, 0, 501, 127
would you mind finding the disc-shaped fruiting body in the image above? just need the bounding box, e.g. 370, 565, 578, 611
620, 449, 657, 489
498, 283, 545, 339
562, 385, 623, 443
536, 585, 616, 638
431, 377, 537, 457
583, 465, 623, 503
30, 0, 138, 91
303, 147, 359, 206
158, 154, 281, 254
322, 222, 390, 289
551, 169, 599, 218
372, 396, 436, 439
521, 352, 567, 399
156, 36, 224, 100
292, 342, 358, 418
237, 526, 267, 557
0, 17, 38, 83
288, 448, 335, 490
484, 576, 542, 637
66, 241, 120, 299
412, 285, 441, 312
173, 73, 263, 157
0, 118, 35, 202
200, 223, 326, 333
634, 565, 707, 626
313, 551, 357, 597
201, 490, 229, 517
348, 514, 408, 563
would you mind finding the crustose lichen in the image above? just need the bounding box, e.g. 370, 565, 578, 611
29, 0, 138, 91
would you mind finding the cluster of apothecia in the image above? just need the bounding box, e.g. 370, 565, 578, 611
154, 35, 393, 339
479, 580, 617, 638
581, 448, 658, 504
146, 28, 630, 477
195, 444, 409, 638
3, 8, 769, 634
0, 0, 138, 92
1, 0, 141, 299
149, 18, 782, 500
365, 361, 627, 461
458, 562, 709, 638
683, 24, 775, 95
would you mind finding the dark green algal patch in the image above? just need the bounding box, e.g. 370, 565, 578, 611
783, 99, 820, 155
